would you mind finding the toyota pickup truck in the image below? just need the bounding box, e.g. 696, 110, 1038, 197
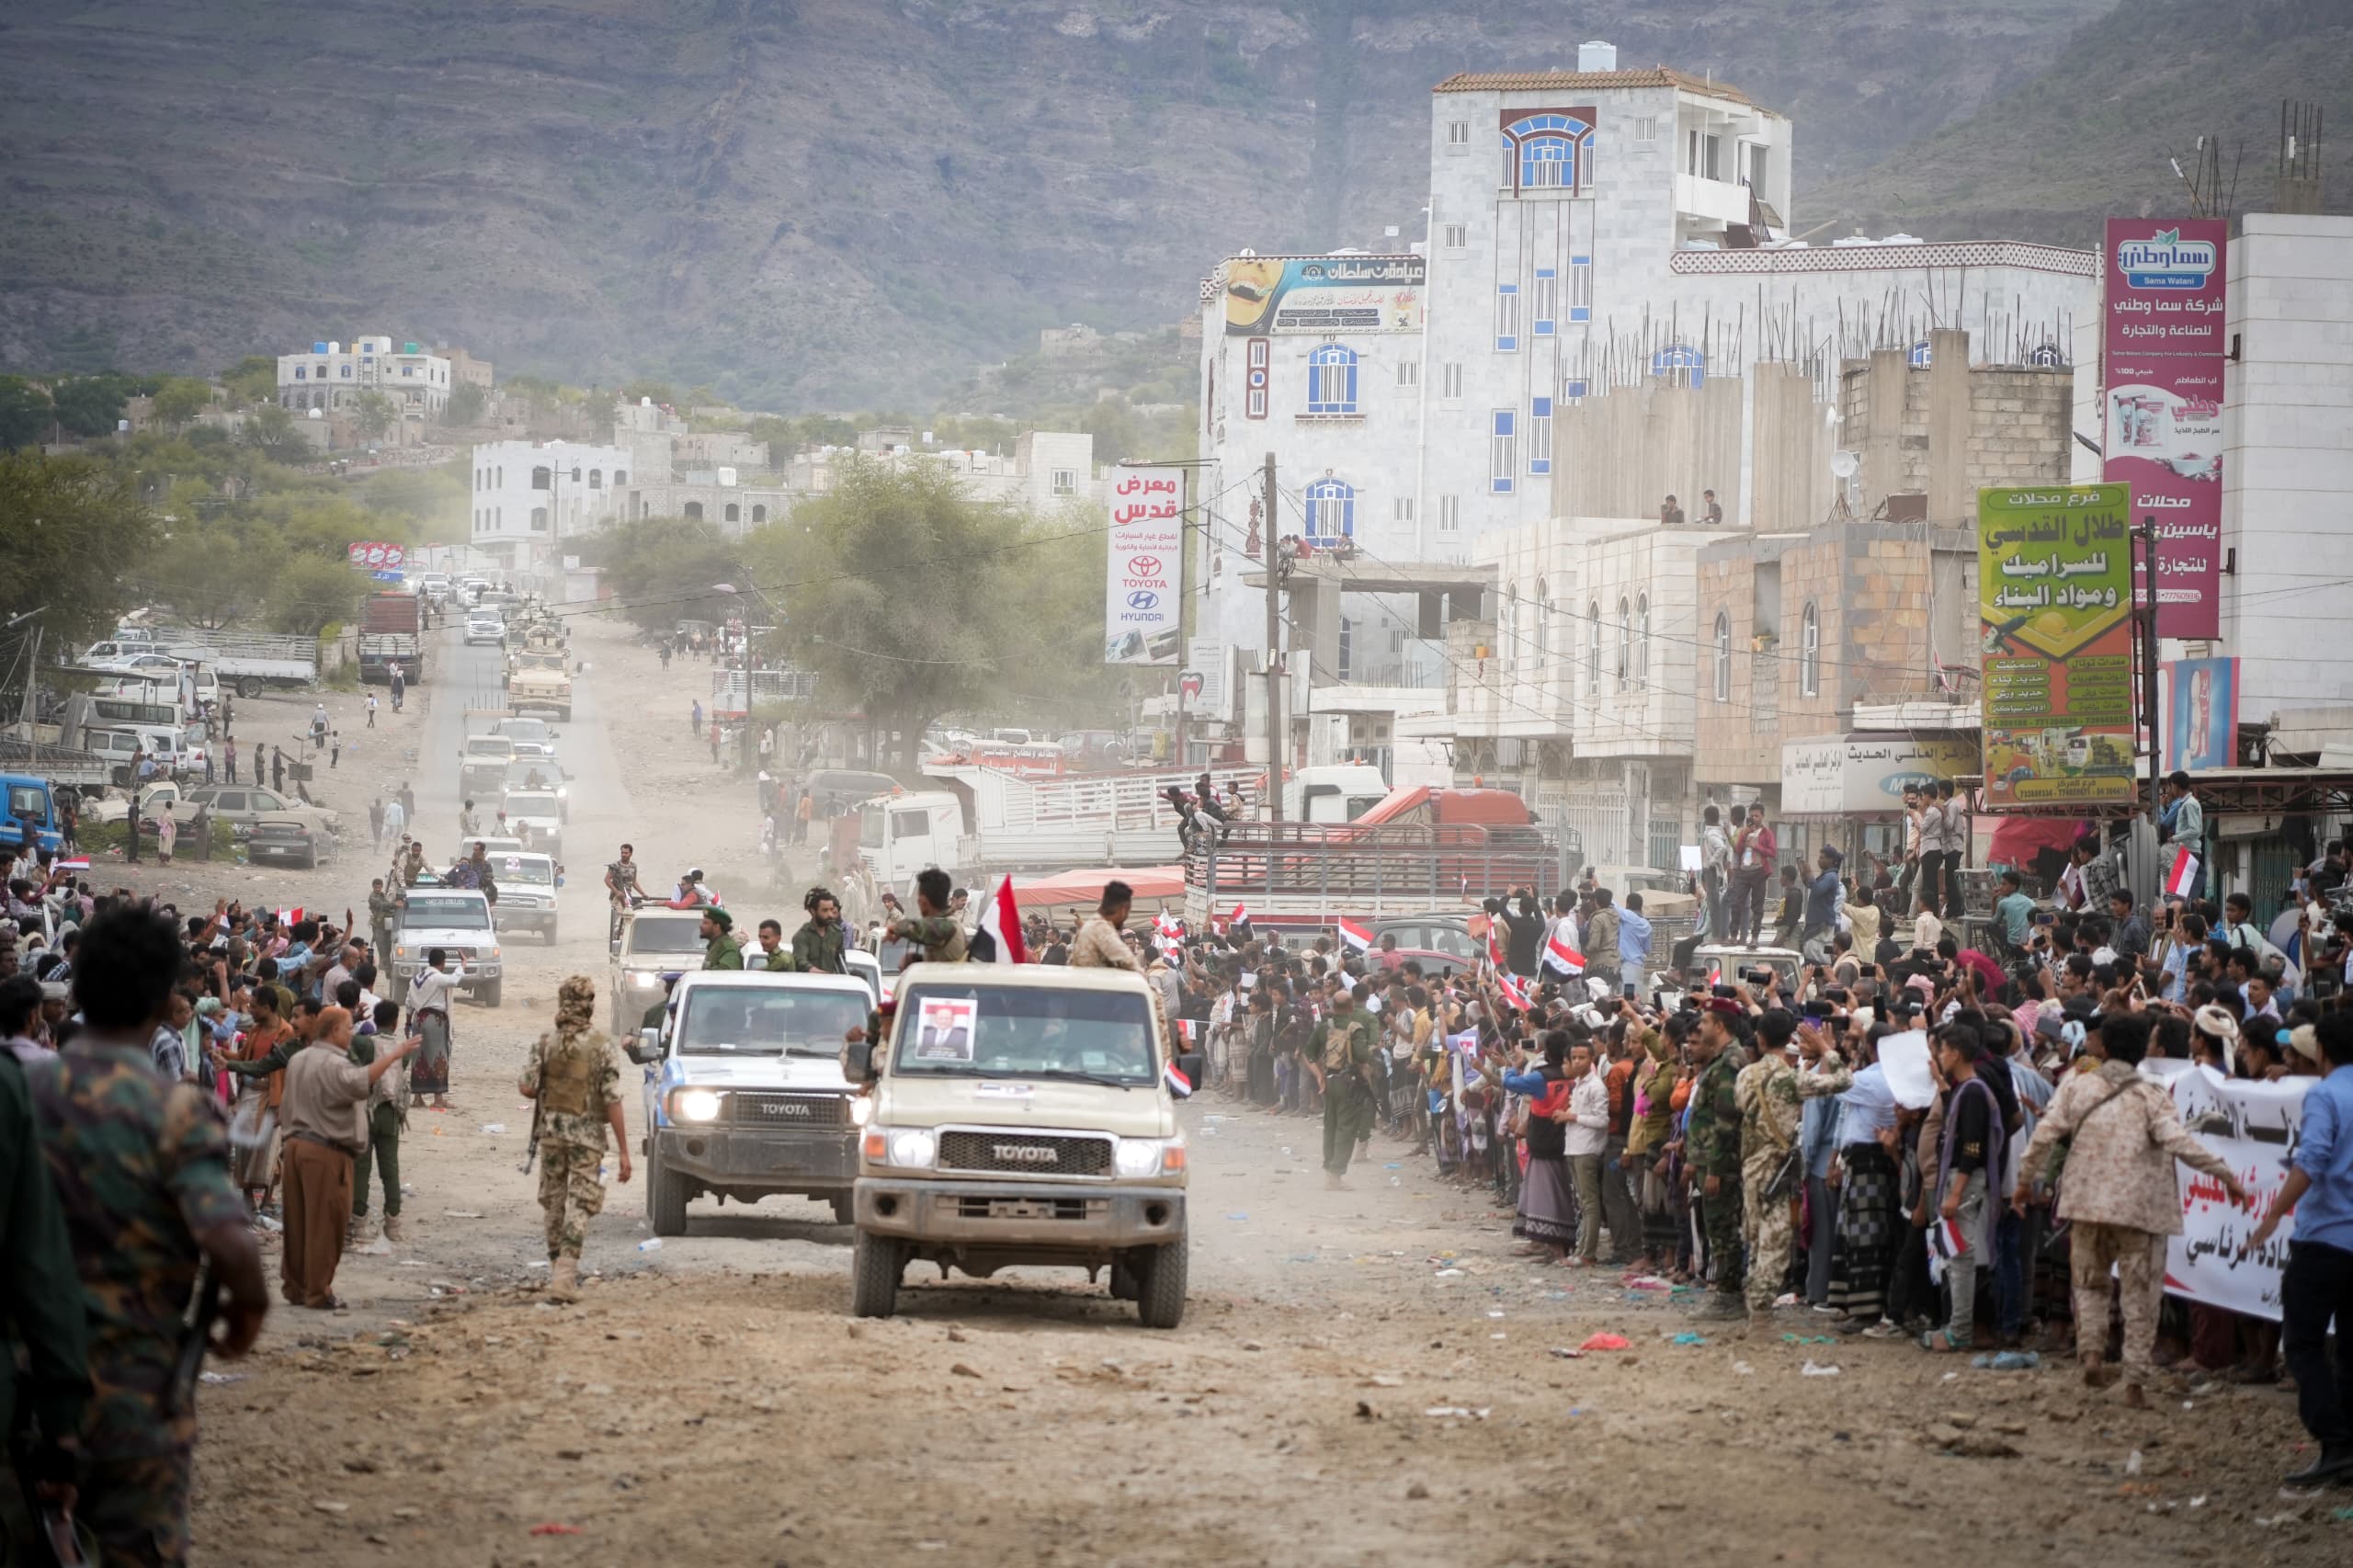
842, 965, 1189, 1327
626, 971, 873, 1235
387, 888, 503, 1007
607, 907, 712, 1035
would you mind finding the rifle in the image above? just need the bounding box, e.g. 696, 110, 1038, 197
521, 1053, 547, 1176
162, 1259, 222, 1420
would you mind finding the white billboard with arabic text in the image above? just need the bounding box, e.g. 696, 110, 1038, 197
1104, 466, 1184, 666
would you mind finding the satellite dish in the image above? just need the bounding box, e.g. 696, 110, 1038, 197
1829, 449, 1859, 480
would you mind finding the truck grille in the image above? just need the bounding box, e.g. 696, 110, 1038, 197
729, 1092, 851, 1129
936, 1130, 1113, 1178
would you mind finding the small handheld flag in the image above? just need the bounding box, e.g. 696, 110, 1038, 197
2165, 846, 2200, 900
1337, 915, 1372, 952
1542, 928, 1586, 976
1164, 1057, 1193, 1097
976, 875, 1029, 965
1495, 969, 1531, 1011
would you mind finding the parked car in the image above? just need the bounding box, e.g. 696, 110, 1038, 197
175, 783, 339, 838
246, 816, 321, 869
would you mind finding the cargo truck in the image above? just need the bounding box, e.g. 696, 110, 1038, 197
358, 591, 428, 686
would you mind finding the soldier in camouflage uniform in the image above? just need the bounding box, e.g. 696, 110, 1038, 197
367, 877, 398, 968
1311, 984, 1381, 1189
1683, 998, 1749, 1315
881, 868, 967, 967
518, 975, 631, 1302
1733, 1010, 1854, 1316
26, 907, 269, 1568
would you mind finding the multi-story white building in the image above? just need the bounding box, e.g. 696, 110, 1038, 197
277, 335, 452, 419
468, 439, 630, 570
1194, 42, 2097, 708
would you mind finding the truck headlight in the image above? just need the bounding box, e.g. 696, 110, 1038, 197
671, 1088, 723, 1123
1113, 1137, 1186, 1177
861, 1127, 934, 1169
848, 1096, 873, 1129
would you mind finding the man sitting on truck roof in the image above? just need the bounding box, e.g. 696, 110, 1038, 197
1070, 881, 1141, 973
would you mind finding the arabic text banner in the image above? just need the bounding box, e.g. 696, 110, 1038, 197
2145, 1060, 2303, 1322
1978, 483, 2138, 808
2103, 219, 2226, 640
1105, 466, 1184, 666
1223, 256, 1426, 335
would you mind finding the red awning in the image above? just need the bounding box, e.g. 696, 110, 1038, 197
1986, 816, 2092, 868
1007, 866, 1186, 910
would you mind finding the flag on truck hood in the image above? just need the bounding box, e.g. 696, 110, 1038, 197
1164, 1056, 1193, 1097
976, 875, 1027, 965
1337, 916, 1372, 952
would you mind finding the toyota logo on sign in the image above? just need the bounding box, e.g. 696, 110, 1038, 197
1126, 554, 1164, 577
1127, 590, 1160, 611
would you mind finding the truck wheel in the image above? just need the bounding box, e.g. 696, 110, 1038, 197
849, 1229, 901, 1318
829, 1192, 854, 1225
545, 922, 559, 947
236, 676, 262, 699
478, 980, 503, 1008
647, 1147, 688, 1236
1135, 1238, 1188, 1329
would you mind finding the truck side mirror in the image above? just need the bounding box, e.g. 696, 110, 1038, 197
843, 1040, 875, 1083
627, 1027, 663, 1065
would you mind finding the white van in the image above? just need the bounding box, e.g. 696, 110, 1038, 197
82, 727, 189, 782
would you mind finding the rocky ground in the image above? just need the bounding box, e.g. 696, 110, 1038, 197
94, 613, 2347, 1567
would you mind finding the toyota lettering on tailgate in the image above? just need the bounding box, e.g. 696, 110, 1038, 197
993, 1143, 1059, 1165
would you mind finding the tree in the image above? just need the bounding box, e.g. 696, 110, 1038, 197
143, 525, 268, 630
264, 552, 366, 639
442, 381, 487, 427
219, 357, 278, 407
49, 376, 132, 438
0, 451, 158, 653
751, 458, 1030, 769
582, 515, 744, 635
0, 378, 51, 451
352, 391, 397, 442
242, 403, 313, 465
149, 377, 213, 429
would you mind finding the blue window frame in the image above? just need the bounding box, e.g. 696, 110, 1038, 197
1908, 340, 1933, 368
1304, 477, 1356, 541
1562, 378, 1590, 402
293, 366, 306, 380
1489, 411, 1516, 494
1569, 255, 1592, 322
1495, 283, 1519, 353
1500, 112, 1596, 193
1306, 344, 1359, 415
1651, 344, 1706, 388
1533, 268, 1556, 336
1529, 397, 1552, 476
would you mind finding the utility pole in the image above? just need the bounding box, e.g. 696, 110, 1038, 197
1262, 452, 1283, 822
2138, 514, 2163, 821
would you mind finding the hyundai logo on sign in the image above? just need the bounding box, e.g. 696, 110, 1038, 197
1126, 590, 1160, 611
1126, 554, 1164, 578
2117, 228, 2217, 290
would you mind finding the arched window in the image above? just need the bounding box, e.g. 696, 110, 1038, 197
1500, 111, 1595, 193
1637, 594, 1651, 688
1586, 604, 1601, 696
751, 504, 767, 523
588, 469, 603, 489
684, 501, 704, 521
530, 506, 549, 532
531, 466, 551, 491
1800, 602, 1821, 697
497, 467, 504, 486
614, 469, 628, 485
1712, 612, 1732, 701
723, 503, 740, 523
571, 466, 583, 483
1306, 345, 1359, 415
1616, 598, 1631, 691
1650, 344, 1705, 389
1303, 477, 1355, 542
1534, 585, 1551, 679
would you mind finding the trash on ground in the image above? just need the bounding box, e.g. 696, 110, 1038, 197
1577, 1332, 1632, 1352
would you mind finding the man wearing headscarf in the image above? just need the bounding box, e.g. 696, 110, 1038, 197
519, 976, 632, 1302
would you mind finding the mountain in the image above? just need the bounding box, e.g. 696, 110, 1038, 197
1810, 0, 2353, 244
3, 0, 2286, 409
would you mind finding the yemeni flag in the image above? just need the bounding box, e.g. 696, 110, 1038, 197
1542, 927, 1586, 976
975, 875, 1028, 964
276, 906, 305, 927
1485, 923, 1508, 971
2165, 846, 2200, 900
1337, 915, 1373, 952
1217, 901, 1250, 933
1154, 910, 1185, 944
54, 857, 89, 871
1164, 1051, 1194, 1098
1495, 969, 1532, 1012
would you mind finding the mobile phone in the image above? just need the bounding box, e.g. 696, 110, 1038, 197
1802, 999, 1832, 1020
2035, 911, 2055, 926
1711, 983, 1737, 1000
1742, 966, 1775, 986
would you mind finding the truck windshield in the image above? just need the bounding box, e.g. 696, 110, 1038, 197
400, 895, 492, 930
494, 857, 554, 887
628, 917, 707, 955
7, 785, 45, 820
891, 983, 1156, 1085
676, 986, 868, 1056
859, 807, 885, 848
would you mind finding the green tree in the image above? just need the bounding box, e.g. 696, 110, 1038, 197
143, 525, 267, 630
750, 458, 1028, 769
242, 403, 313, 465
219, 357, 278, 407
582, 515, 744, 635
0, 378, 51, 451
264, 552, 365, 639
442, 381, 487, 427
0, 451, 158, 652
352, 390, 397, 442
49, 376, 132, 438
149, 377, 213, 428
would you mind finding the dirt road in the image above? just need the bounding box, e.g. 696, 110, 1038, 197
124, 617, 2345, 1565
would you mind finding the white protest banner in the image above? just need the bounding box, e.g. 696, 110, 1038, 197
2152, 1062, 2305, 1322
1877, 1030, 1935, 1109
